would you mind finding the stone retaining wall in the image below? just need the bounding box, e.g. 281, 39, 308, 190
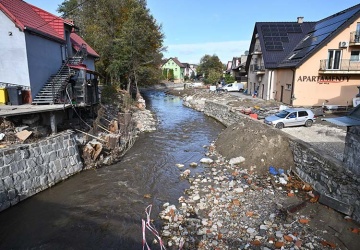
0, 131, 83, 212
343, 126, 360, 176
203, 100, 360, 222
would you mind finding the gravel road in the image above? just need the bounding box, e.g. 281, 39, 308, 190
282, 122, 346, 161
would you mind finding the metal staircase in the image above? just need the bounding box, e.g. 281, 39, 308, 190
32, 45, 88, 105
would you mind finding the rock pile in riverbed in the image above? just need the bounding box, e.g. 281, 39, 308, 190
159, 145, 344, 250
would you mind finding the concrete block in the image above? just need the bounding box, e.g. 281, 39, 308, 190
69, 146, 76, 156
18, 160, 27, 171
3, 176, 14, 189
35, 155, 44, 165
0, 166, 10, 176
319, 194, 354, 216
26, 159, 36, 169
10, 197, 19, 206
7, 189, 16, 200
57, 150, 63, 158
54, 159, 62, 172
0, 191, 7, 203
0, 201, 10, 211
4, 153, 14, 165
9, 162, 18, 173
31, 146, 41, 157
22, 180, 32, 190
40, 176, 48, 187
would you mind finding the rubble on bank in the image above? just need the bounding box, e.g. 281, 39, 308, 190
79, 96, 157, 169
158, 145, 360, 250
157, 88, 359, 249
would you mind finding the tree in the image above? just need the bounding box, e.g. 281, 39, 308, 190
207, 69, 222, 85
224, 74, 235, 84
58, 0, 165, 97
197, 54, 223, 80
57, 0, 83, 30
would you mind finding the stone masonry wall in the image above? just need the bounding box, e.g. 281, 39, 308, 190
343, 126, 360, 176
0, 131, 83, 212
203, 100, 360, 222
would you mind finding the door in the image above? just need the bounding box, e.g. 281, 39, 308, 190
286, 112, 298, 127
297, 110, 309, 125
327, 50, 341, 69
356, 23, 360, 42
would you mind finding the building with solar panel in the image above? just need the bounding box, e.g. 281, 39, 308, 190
245, 4, 360, 108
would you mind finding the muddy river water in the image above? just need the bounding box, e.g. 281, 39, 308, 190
0, 90, 224, 249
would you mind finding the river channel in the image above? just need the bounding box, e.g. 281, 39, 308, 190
0, 90, 224, 249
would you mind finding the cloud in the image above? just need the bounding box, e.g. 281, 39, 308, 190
163, 40, 251, 64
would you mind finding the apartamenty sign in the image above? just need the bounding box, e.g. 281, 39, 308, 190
297, 75, 351, 83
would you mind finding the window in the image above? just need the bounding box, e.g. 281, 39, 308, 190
298, 111, 308, 117
350, 51, 360, 61
175, 68, 177, 71
288, 112, 297, 118
327, 50, 341, 69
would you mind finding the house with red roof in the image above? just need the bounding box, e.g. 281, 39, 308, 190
161, 57, 185, 83
0, 0, 100, 106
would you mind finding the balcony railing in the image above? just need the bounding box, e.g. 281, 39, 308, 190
252, 45, 262, 54
251, 64, 265, 71
319, 59, 360, 72
350, 31, 360, 44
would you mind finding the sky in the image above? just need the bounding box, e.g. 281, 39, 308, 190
26, 0, 360, 64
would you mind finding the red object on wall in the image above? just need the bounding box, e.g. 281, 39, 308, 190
22, 90, 32, 104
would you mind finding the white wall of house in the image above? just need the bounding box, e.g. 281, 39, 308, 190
25, 33, 63, 99
0, 12, 30, 87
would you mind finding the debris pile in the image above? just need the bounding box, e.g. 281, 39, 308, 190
158, 145, 356, 249
79, 100, 156, 168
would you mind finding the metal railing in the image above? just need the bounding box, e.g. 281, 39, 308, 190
319, 59, 360, 71
350, 31, 360, 43
250, 64, 265, 72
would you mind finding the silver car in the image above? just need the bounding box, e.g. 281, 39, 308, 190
264, 108, 316, 129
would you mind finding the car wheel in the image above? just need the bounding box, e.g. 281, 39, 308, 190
275, 122, 284, 129
305, 119, 313, 127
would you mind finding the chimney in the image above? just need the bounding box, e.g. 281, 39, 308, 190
297, 17, 304, 23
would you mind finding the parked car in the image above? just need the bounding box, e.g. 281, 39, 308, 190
221, 82, 244, 92
264, 108, 316, 129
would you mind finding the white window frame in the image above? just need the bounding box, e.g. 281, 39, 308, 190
327, 50, 342, 70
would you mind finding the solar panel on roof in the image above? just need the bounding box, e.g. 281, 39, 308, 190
288, 5, 360, 62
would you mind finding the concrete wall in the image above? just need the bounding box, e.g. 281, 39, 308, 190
25, 33, 64, 99
0, 11, 30, 87
343, 126, 360, 176
203, 100, 360, 222
0, 131, 83, 212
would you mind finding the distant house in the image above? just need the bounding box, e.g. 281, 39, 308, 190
246, 4, 360, 107
224, 53, 248, 88
0, 0, 100, 106
161, 57, 185, 83
182, 63, 197, 79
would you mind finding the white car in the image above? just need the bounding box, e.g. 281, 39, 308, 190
221, 83, 244, 92
264, 108, 316, 129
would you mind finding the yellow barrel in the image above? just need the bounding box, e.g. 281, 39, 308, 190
0, 88, 8, 104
